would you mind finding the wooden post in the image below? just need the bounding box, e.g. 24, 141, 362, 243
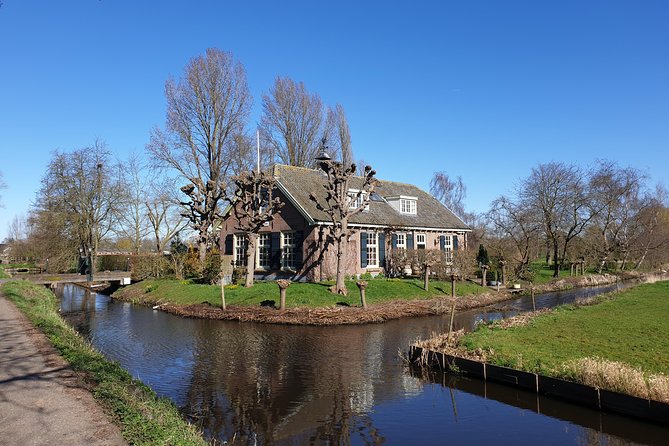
277, 279, 291, 311
423, 263, 430, 291
481, 265, 488, 287
499, 259, 507, 285
356, 280, 368, 308
220, 271, 226, 310
450, 273, 457, 298
531, 282, 535, 311
447, 300, 457, 344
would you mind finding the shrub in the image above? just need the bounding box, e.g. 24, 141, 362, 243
232, 267, 247, 285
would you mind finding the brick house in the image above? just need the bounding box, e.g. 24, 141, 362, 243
220, 164, 470, 282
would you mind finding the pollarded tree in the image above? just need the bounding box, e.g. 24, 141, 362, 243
147, 48, 253, 264
309, 142, 377, 295
230, 170, 284, 287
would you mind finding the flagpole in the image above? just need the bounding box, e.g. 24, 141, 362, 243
256, 129, 260, 174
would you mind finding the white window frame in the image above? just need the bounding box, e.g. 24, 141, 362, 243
444, 235, 453, 263
400, 198, 417, 214
256, 233, 271, 270
348, 189, 369, 211
234, 234, 247, 267
281, 231, 296, 271
415, 233, 426, 249
366, 232, 378, 268
396, 233, 406, 250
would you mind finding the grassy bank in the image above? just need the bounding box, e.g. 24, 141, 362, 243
114, 277, 487, 308
1, 280, 209, 446
452, 281, 669, 401
0, 265, 9, 278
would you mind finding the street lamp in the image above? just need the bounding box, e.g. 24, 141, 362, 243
315, 137, 332, 171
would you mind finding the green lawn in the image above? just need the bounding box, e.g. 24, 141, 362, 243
460, 281, 669, 376
526, 260, 574, 284
114, 277, 487, 308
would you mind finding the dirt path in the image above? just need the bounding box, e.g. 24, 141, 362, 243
0, 294, 126, 446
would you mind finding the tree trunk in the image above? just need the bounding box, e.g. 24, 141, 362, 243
334, 228, 348, 295
198, 239, 207, 265
220, 273, 226, 310
280, 288, 287, 310
552, 241, 560, 277
423, 264, 430, 291
245, 233, 257, 288
356, 281, 368, 308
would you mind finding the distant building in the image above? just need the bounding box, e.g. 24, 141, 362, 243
221, 164, 470, 281
0, 243, 11, 264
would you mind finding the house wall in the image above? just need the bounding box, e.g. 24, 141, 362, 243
221, 188, 469, 282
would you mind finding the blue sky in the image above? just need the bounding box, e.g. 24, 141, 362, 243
1, 1, 667, 241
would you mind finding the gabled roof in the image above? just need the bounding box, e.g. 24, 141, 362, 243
272, 164, 470, 231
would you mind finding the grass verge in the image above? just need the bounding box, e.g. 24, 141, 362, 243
0, 265, 9, 278
1, 280, 209, 446
454, 281, 669, 402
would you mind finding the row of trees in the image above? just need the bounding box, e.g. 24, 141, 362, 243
6, 48, 361, 279
4, 47, 668, 287
486, 161, 669, 279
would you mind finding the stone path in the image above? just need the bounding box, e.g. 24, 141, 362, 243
0, 294, 126, 446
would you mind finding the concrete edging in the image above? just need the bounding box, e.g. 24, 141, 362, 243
408, 345, 669, 426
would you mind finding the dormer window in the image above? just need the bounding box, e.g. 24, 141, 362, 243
400, 198, 417, 214
348, 189, 369, 211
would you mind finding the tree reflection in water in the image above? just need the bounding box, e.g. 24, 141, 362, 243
182, 320, 398, 444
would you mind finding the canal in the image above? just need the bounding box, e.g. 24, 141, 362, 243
58, 283, 669, 445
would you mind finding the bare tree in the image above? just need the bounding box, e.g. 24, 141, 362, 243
487, 195, 541, 277
145, 177, 188, 253
261, 76, 328, 167
147, 48, 252, 264
520, 163, 593, 277
113, 153, 152, 254
36, 141, 120, 279
23, 208, 77, 272
587, 161, 646, 272
309, 143, 377, 295
328, 104, 354, 166
229, 171, 284, 287
429, 171, 467, 220
620, 186, 668, 270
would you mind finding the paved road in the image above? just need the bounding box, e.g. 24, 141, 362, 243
0, 293, 126, 446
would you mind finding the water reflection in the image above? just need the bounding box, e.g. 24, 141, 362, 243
57, 283, 666, 445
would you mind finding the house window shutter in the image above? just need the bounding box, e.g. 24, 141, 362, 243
407, 233, 414, 249
224, 234, 234, 255
294, 231, 303, 268
453, 235, 459, 251
378, 233, 386, 268
439, 235, 446, 251
271, 232, 281, 269
360, 232, 368, 268
391, 233, 397, 249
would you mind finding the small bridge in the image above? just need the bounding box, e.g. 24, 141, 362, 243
9, 271, 132, 287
